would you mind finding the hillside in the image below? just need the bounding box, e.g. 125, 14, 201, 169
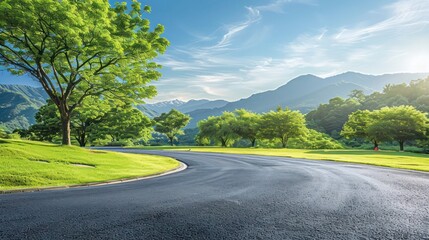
186, 72, 429, 128
0, 84, 47, 131
0, 139, 179, 191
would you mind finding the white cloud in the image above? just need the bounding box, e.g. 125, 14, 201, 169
334, 0, 429, 43
255, 0, 317, 13
153, 0, 429, 102
208, 7, 261, 50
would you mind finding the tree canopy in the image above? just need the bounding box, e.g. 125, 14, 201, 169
374, 106, 428, 151
197, 112, 238, 147
258, 108, 307, 148
153, 109, 190, 146
0, 0, 169, 145
307, 77, 429, 138
232, 109, 261, 147
342, 106, 428, 151
30, 100, 152, 146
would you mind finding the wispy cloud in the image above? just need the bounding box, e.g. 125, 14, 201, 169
212, 7, 261, 50
154, 0, 429, 102
255, 0, 317, 13
334, 0, 429, 43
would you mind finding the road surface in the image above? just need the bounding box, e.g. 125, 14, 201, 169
1, 149, 429, 239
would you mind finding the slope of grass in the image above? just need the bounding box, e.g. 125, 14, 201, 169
0, 139, 180, 191
133, 146, 429, 172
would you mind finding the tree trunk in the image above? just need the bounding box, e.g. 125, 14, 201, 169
59, 110, 71, 146
281, 136, 288, 148
221, 138, 227, 147
399, 140, 404, 151
75, 125, 87, 147
170, 137, 174, 146
251, 139, 256, 147
373, 140, 378, 149
78, 134, 86, 147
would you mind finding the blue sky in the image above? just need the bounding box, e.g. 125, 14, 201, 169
1, 0, 429, 102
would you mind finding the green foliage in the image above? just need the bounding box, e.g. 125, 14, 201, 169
30, 101, 61, 142
288, 129, 343, 149
30, 100, 152, 146
258, 108, 307, 148
373, 106, 428, 151
154, 109, 191, 146
177, 128, 199, 146
306, 97, 361, 136
0, 0, 169, 145
307, 77, 429, 141
232, 109, 261, 147
341, 110, 386, 148
91, 105, 153, 144
342, 106, 429, 151
197, 112, 239, 147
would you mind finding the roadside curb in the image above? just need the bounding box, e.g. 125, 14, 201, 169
0, 161, 187, 194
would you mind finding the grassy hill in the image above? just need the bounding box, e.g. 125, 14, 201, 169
0, 139, 180, 191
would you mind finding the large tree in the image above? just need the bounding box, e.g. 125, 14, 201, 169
306, 97, 361, 137
153, 109, 191, 146
197, 112, 238, 147
31, 100, 151, 146
342, 106, 428, 151
258, 108, 307, 148
341, 110, 388, 149
94, 105, 153, 144
0, 0, 169, 145
373, 106, 428, 151
232, 109, 261, 147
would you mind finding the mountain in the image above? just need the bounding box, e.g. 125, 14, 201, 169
1, 72, 428, 131
185, 72, 429, 128
0, 84, 48, 131
141, 99, 229, 116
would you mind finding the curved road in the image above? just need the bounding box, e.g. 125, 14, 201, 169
1, 149, 429, 239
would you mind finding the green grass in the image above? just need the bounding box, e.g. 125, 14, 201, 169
133, 146, 429, 172
0, 139, 180, 191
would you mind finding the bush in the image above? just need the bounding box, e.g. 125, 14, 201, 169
288, 129, 344, 149
5, 133, 21, 140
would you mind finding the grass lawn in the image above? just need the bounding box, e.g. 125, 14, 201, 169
132, 146, 429, 172
0, 139, 180, 191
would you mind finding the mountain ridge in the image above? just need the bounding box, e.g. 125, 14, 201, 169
184, 72, 429, 128
1, 71, 428, 131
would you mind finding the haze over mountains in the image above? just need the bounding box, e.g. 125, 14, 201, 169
1, 72, 428, 131
0, 84, 47, 131
144, 72, 429, 127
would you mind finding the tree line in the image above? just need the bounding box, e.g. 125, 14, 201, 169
10, 101, 190, 147
306, 78, 429, 137
196, 108, 342, 149
306, 78, 429, 151
4, 78, 429, 151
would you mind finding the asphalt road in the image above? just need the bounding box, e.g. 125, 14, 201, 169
1, 149, 429, 239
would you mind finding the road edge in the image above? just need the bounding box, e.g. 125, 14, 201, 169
0, 161, 187, 194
